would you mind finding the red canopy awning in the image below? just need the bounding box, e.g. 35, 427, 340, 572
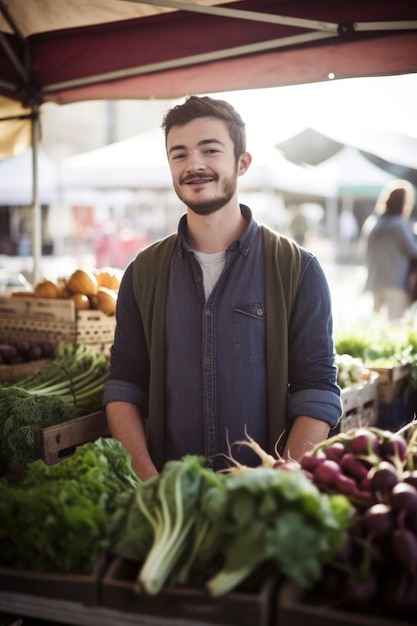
1, 0, 417, 106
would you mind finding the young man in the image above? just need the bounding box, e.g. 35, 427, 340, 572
104, 95, 342, 480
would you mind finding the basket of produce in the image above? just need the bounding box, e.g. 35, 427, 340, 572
0, 339, 55, 384
0, 438, 140, 608
0, 267, 122, 355
335, 354, 379, 432
0, 343, 109, 477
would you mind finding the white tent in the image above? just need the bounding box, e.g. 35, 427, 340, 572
59, 128, 334, 199
0, 148, 58, 205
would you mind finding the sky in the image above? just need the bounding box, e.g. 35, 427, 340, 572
210, 73, 417, 146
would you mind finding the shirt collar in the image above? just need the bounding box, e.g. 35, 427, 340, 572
176, 204, 259, 258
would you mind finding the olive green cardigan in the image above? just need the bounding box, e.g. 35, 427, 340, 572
133, 224, 301, 470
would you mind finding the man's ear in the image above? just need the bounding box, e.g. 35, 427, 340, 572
238, 151, 252, 176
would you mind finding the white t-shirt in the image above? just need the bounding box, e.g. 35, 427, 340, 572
193, 250, 227, 300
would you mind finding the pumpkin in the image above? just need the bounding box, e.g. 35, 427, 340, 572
66, 269, 98, 296
33, 279, 63, 299
94, 267, 122, 290
95, 286, 117, 316
69, 293, 91, 311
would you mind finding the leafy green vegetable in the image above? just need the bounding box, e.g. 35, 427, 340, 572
110, 456, 353, 598
0, 437, 140, 574
204, 467, 353, 597
135, 455, 210, 596
0, 343, 109, 472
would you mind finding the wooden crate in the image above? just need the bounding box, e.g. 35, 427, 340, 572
35, 411, 110, 465
101, 557, 275, 626
0, 296, 115, 354
339, 373, 379, 433
0, 554, 108, 607
276, 582, 416, 626
0, 357, 52, 384
368, 364, 411, 404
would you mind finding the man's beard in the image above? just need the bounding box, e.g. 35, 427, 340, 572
174, 170, 238, 216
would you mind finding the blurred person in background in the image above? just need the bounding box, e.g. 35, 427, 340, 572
364, 179, 417, 320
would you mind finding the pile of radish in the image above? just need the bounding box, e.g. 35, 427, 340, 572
298, 424, 417, 616
0, 340, 54, 365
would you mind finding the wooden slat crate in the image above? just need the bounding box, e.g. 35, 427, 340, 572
276, 582, 416, 626
101, 557, 276, 626
368, 364, 411, 404
35, 411, 110, 465
0, 296, 115, 354
0, 555, 108, 607
0, 357, 52, 384
339, 373, 379, 433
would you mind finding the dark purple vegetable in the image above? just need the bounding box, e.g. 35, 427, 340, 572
334, 473, 357, 496
363, 503, 395, 539
391, 528, 417, 574
340, 453, 369, 482
379, 431, 407, 462
15, 339, 31, 355
384, 573, 417, 614
403, 470, 417, 490
300, 449, 326, 472
27, 344, 43, 361
324, 441, 346, 462
313, 459, 342, 488
368, 461, 398, 496
0, 343, 18, 364
342, 572, 379, 609
349, 428, 380, 456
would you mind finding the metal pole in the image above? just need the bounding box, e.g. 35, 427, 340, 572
31, 102, 41, 283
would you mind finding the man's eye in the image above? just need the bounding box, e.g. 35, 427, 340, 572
205, 149, 219, 155
171, 153, 185, 161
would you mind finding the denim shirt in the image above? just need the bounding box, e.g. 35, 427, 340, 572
104, 206, 341, 468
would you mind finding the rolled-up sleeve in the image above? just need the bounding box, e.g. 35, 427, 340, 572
287, 252, 343, 429
103, 262, 150, 416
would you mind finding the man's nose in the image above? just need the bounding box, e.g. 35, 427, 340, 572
185, 151, 205, 171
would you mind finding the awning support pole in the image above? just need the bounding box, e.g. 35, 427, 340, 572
31, 102, 41, 283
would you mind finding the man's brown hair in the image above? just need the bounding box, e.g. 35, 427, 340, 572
162, 95, 246, 161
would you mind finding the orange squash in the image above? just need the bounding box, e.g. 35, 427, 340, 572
66, 269, 98, 296
69, 293, 91, 310
33, 279, 63, 299
95, 286, 117, 316
94, 267, 122, 290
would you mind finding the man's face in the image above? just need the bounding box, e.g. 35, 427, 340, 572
166, 117, 245, 215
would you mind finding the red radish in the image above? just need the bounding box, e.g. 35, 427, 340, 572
363, 503, 395, 539
300, 449, 326, 472
324, 441, 346, 462
313, 459, 342, 488
403, 470, 417, 490
384, 573, 417, 615
379, 431, 407, 461
334, 473, 357, 496
368, 461, 398, 496
349, 428, 380, 456
340, 452, 368, 481
391, 528, 417, 574
343, 573, 379, 609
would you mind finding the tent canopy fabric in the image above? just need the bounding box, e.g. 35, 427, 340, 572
1, 0, 417, 109
1, 0, 416, 279
276, 127, 417, 187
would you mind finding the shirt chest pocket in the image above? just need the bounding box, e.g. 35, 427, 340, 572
233, 302, 266, 364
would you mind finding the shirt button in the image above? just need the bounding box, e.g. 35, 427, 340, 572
204, 358, 211, 366
204, 308, 211, 316
256, 308, 264, 316
196, 276, 202, 283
